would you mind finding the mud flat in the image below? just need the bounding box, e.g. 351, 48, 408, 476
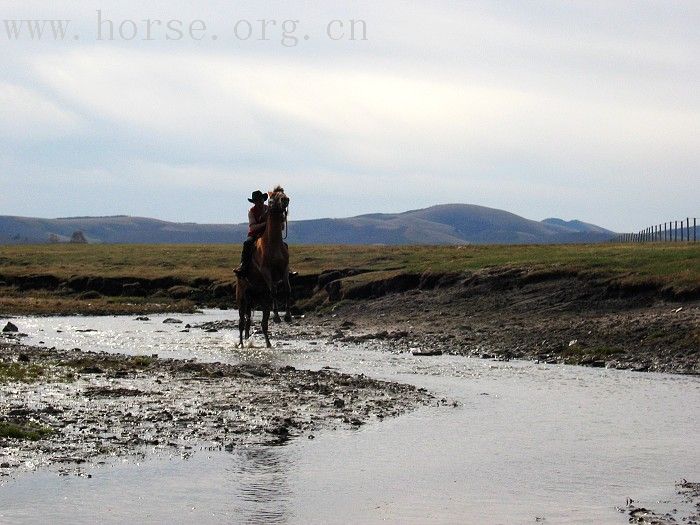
299, 268, 700, 375
0, 341, 433, 475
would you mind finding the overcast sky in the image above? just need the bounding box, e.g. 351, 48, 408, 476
1, 1, 698, 231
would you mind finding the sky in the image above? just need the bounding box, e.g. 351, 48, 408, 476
0, 1, 698, 231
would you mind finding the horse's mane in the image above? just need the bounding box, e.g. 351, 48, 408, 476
271, 185, 285, 194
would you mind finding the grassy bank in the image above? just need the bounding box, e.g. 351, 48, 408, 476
0, 243, 697, 315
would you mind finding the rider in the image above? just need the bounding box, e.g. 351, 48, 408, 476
234, 190, 268, 277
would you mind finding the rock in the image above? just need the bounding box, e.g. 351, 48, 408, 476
2, 322, 19, 333
80, 366, 105, 374
163, 318, 183, 324
18, 353, 30, 363
77, 291, 101, 300
412, 349, 443, 356
266, 425, 290, 437
134, 316, 150, 321
0, 462, 10, 468
333, 398, 345, 408
167, 285, 196, 299
122, 282, 146, 296
205, 328, 218, 333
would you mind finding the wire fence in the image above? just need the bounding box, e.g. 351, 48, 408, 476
610, 217, 698, 243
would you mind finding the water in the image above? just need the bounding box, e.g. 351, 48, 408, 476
1, 311, 699, 524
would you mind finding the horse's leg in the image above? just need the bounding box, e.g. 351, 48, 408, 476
272, 282, 282, 323
283, 272, 292, 323
261, 306, 272, 348
245, 303, 252, 339
238, 299, 246, 347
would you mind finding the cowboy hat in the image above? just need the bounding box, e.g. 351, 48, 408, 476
248, 190, 268, 203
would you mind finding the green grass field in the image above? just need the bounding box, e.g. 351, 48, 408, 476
0, 243, 698, 285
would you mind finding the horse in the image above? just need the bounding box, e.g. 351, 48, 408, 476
235, 186, 291, 348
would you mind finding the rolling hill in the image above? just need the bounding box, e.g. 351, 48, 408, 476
0, 204, 615, 245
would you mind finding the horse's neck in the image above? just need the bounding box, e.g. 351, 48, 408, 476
263, 214, 284, 248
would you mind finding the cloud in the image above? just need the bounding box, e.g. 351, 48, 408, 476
32, 46, 698, 163
0, 82, 82, 139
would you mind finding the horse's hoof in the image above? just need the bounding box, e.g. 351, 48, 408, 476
273, 315, 282, 324
284, 313, 293, 323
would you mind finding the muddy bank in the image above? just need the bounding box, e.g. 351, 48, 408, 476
0, 341, 434, 475
2, 262, 698, 316
299, 268, 699, 375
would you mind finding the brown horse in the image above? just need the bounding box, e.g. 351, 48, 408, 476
235, 186, 291, 348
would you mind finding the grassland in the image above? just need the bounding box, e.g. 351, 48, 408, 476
0, 243, 697, 284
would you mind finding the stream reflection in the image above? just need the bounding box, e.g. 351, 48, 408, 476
226, 446, 293, 525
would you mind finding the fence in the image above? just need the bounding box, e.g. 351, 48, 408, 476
610, 217, 698, 243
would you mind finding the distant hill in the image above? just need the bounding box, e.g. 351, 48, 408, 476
541, 218, 612, 234
0, 204, 615, 245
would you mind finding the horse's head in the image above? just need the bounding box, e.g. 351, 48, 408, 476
267, 185, 289, 218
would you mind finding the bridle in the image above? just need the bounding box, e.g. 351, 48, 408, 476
269, 193, 289, 240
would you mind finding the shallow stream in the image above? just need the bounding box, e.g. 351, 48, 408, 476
1, 311, 698, 524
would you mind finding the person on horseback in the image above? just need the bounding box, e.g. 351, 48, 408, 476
234, 190, 268, 277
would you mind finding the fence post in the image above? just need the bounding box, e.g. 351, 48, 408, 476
695, 218, 697, 242
675, 221, 678, 241
687, 218, 691, 242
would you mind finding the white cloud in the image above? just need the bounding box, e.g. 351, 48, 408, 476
31, 47, 699, 175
